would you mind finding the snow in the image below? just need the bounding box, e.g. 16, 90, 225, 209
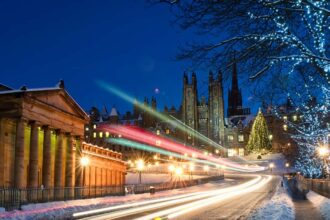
0, 207, 5, 213
307, 190, 330, 220
0, 180, 227, 220
126, 172, 203, 184
248, 178, 295, 220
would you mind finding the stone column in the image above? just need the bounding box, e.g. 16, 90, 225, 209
65, 134, 74, 199
14, 118, 26, 189
54, 131, 63, 188
65, 134, 74, 187
42, 126, 52, 188
75, 137, 83, 187
28, 121, 39, 188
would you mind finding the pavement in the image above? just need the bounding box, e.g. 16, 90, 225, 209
294, 199, 323, 220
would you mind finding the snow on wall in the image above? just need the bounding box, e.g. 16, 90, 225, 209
248, 179, 295, 220
307, 190, 330, 220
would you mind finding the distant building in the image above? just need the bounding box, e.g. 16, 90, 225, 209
86, 63, 252, 158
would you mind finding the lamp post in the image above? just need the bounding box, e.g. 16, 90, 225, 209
80, 156, 90, 187
168, 164, 175, 181
285, 163, 290, 173
318, 146, 329, 178
269, 163, 274, 173
136, 159, 144, 184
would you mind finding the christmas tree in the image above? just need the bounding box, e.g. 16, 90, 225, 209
247, 108, 272, 153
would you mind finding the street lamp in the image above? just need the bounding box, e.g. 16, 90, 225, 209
189, 163, 195, 180
136, 159, 144, 184
285, 162, 290, 173
80, 156, 90, 186
175, 167, 183, 182
203, 165, 210, 175
269, 163, 275, 173
318, 146, 329, 178
168, 164, 175, 181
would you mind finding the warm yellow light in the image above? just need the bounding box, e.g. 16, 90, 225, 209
136, 159, 144, 171
292, 115, 297, 121
189, 163, 195, 171
153, 155, 158, 160
169, 156, 173, 160
80, 157, 90, 167
156, 140, 161, 146
285, 163, 290, 168
215, 149, 219, 154
155, 161, 159, 166
184, 153, 188, 157
93, 124, 96, 129
204, 151, 208, 156
203, 165, 209, 171
192, 153, 197, 158
268, 134, 273, 140
175, 167, 183, 176
318, 147, 328, 157
147, 164, 151, 168
156, 130, 160, 135
105, 131, 109, 138
168, 164, 175, 172
269, 163, 275, 168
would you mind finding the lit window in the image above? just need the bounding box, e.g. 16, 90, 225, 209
238, 148, 244, 156
156, 130, 160, 135
227, 135, 234, 142
269, 134, 273, 140
188, 135, 191, 140
93, 124, 96, 129
166, 129, 170, 135
283, 116, 288, 120
85, 127, 89, 131
238, 135, 244, 142
292, 115, 297, 121
93, 132, 96, 138
228, 149, 236, 157
105, 132, 109, 138
283, 124, 288, 131
99, 132, 103, 138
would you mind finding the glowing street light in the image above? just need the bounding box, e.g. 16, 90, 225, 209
80, 156, 90, 186
175, 167, 183, 176
318, 146, 329, 178
168, 164, 175, 181
285, 162, 290, 173
136, 159, 145, 184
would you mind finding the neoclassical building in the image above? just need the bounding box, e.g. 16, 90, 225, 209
0, 81, 126, 193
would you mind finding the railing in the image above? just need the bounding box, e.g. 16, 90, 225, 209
0, 186, 124, 211
0, 175, 224, 211
296, 174, 330, 198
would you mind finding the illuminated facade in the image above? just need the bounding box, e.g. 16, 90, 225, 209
0, 81, 126, 191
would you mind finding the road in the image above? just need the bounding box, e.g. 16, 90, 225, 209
73, 174, 279, 220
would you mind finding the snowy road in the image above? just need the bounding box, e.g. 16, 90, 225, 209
73, 174, 278, 220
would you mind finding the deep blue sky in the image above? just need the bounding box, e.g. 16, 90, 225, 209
0, 0, 257, 115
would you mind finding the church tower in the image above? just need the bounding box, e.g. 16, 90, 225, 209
228, 63, 243, 117
208, 70, 225, 145
182, 72, 198, 146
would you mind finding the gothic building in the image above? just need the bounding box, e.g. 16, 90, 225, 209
180, 64, 251, 156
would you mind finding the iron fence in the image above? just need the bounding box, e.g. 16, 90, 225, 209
0, 175, 224, 211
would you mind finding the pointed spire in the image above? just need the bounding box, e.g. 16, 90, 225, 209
232, 63, 238, 90
57, 79, 65, 89
209, 70, 214, 82
110, 106, 118, 117
183, 72, 188, 84
217, 70, 222, 82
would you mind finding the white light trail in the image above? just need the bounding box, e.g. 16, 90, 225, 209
74, 175, 272, 220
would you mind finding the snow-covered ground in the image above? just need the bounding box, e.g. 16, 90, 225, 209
126, 172, 204, 184
307, 191, 330, 220
0, 207, 5, 213
0, 180, 228, 220
248, 178, 295, 220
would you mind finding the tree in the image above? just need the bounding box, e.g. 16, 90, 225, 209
287, 85, 330, 178
154, 0, 330, 85
246, 108, 272, 153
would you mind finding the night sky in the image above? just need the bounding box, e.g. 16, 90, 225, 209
0, 0, 257, 115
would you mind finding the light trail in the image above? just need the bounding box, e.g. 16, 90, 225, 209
137, 175, 272, 220
74, 175, 272, 220
95, 81, 226, 151
102, 125, 265, 172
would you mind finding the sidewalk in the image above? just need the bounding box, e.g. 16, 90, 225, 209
294, 199, 323, 220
